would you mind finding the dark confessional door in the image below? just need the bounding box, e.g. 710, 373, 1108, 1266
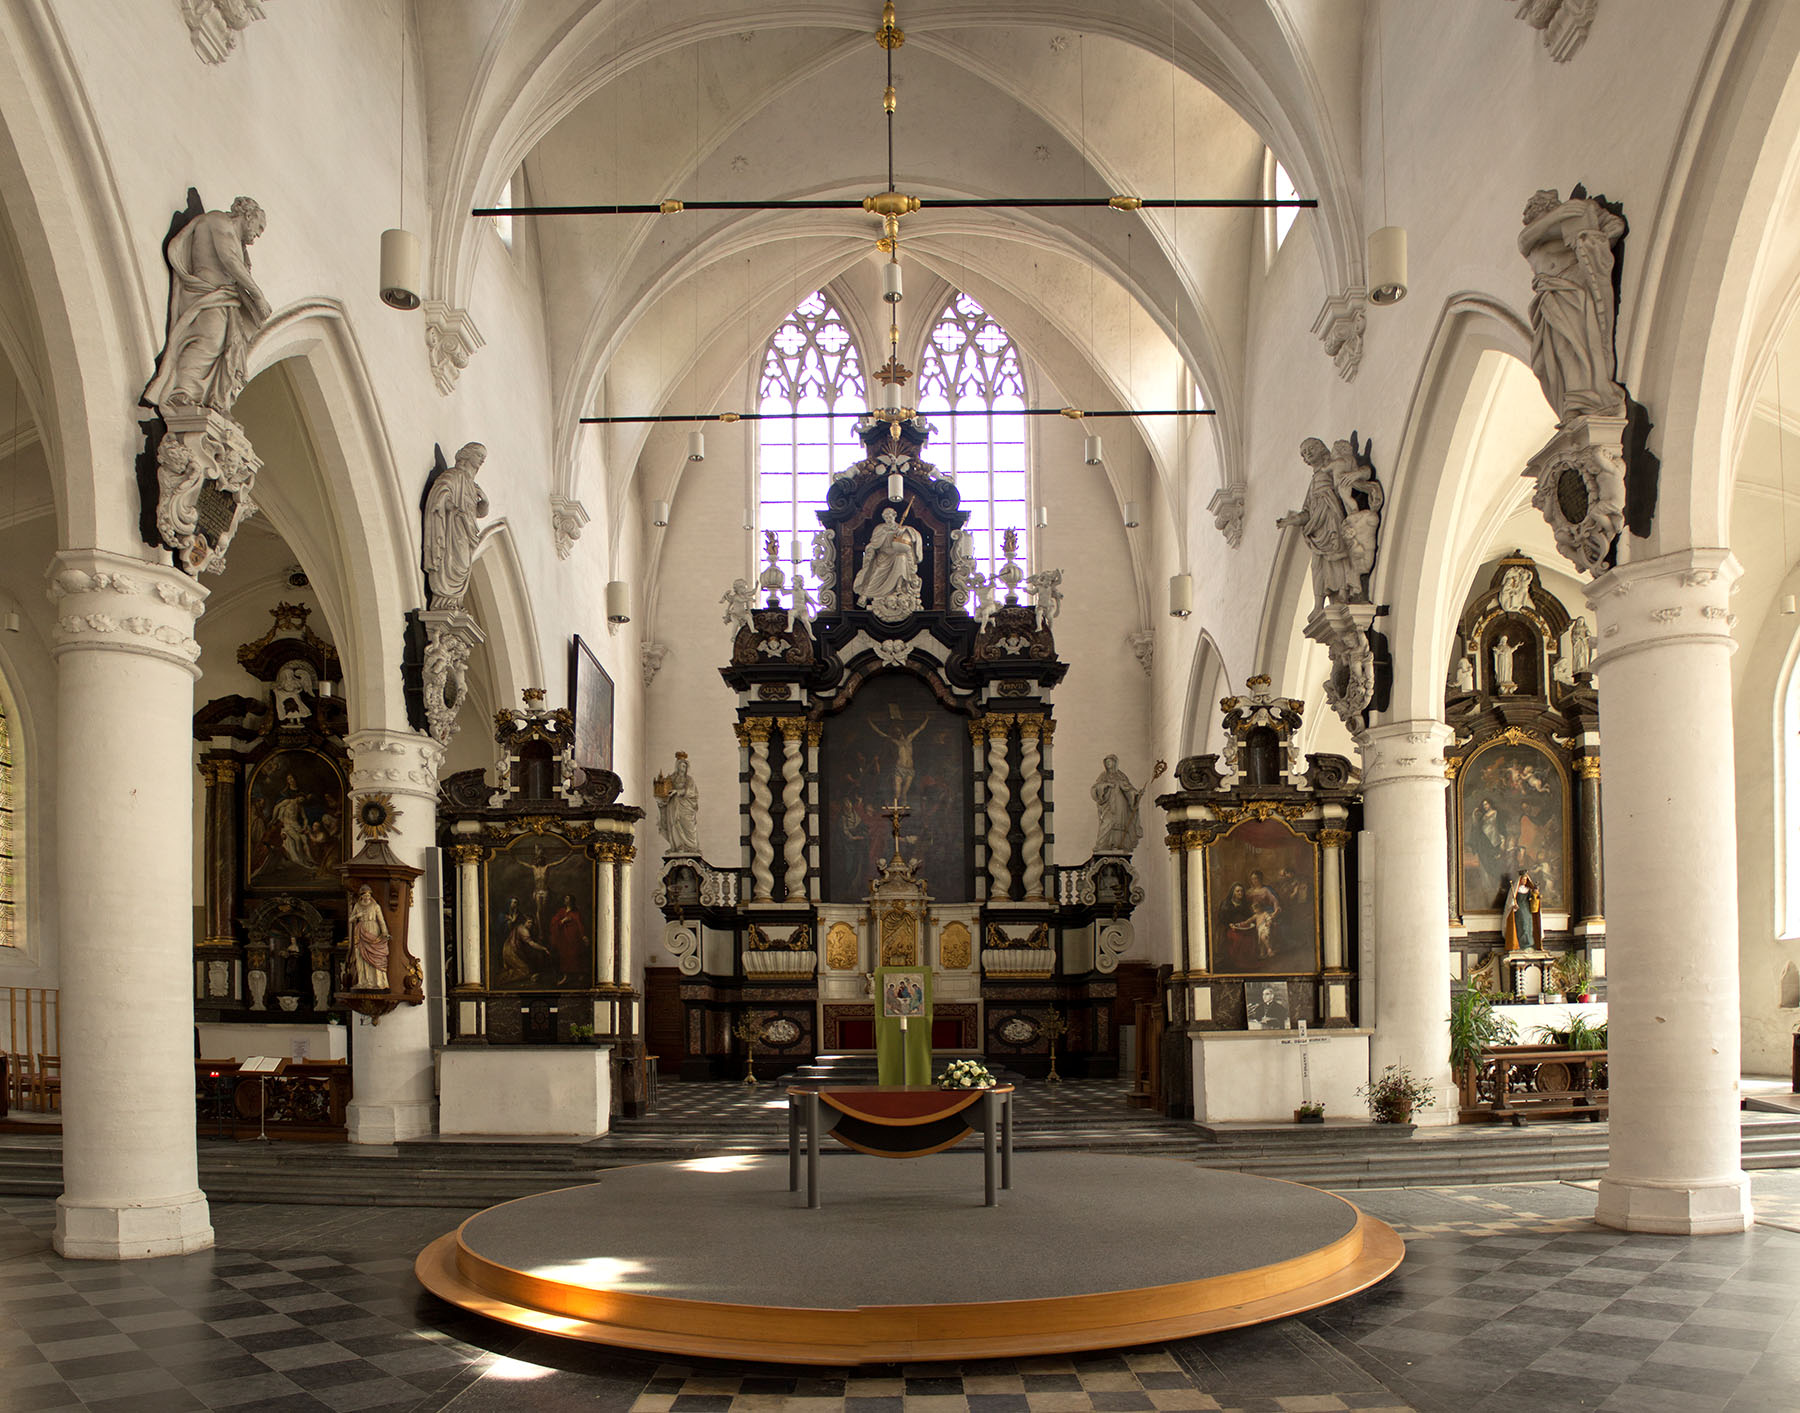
643, 967, 687, 1075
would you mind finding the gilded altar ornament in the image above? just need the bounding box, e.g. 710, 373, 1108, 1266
825, 922, 859, 971
354, 793, 398, 842
1040, 1010, 1069, 1085
732, 1012, 770, 1085
938, 921, 972, 970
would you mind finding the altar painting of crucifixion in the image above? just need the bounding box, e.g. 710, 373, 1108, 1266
822, 675, 973, 902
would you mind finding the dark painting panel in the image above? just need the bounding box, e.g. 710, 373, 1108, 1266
1205, 819, 1318, 976
570, 635, 614, 774
484, 835, 597, 991
823, 673, 972, 903
245, 749, 346, 891
1458, 739, 1568, 912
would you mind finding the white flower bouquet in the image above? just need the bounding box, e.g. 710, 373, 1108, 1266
936, 1058, 995, 1090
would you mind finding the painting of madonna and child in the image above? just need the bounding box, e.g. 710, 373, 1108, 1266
1205, 819, 1321, 977
1457, 740, 1568, 914
483, 835, 599, 991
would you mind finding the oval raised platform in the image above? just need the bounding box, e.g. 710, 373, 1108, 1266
415, 1152, 1404, 1365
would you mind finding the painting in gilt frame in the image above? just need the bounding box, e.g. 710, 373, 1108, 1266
822, 673, 973, 903
569, 634, 614, 774
483, 833, 598, 992
1205, 818, 1320, 976
1456, 736, 1569, 914
245, 748, 347, 892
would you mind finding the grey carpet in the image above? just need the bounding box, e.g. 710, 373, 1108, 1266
455, 1152, 1362, 1308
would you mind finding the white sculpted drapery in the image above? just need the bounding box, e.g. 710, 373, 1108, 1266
1091, 755, 1144, 854
853, 508, 924, 612
421, 443, 490, 611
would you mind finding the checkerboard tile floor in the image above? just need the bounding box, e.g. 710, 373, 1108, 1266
2, 1170, 1798, 1412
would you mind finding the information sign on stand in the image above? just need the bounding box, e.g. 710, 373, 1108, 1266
873, 966, 933, 1085
240, 1056, 288, 1142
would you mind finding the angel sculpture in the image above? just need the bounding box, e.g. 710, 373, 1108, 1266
720, 578, 756, 635
1025, 567, 1064, 630
1518, 188, 1628, 425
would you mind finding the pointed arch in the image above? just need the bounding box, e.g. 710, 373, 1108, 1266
1179, 630, 1231, 759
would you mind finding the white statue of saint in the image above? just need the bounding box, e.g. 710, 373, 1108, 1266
1569, 616, 1593, 673
720, 579, 756, 634
654, 752, 701, 854
1455, 655, 1475, 693
853, 507, 923, 614
1091, 754, 1144, 855
1279, 437, 1378, 610
346, 884, 390, 991
1492, 634, 1519, 693
1025, 567, 1064, 630
1498, 565, 1533, 612
142, 196, 271, 417
1519, 187, 1628, 424
421, 442, 490, 610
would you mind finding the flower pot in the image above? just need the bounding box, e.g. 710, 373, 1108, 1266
1294, 1109, 1324, 1124
1372, 1100, 1412, 1124
1541, 993, 1564, 1004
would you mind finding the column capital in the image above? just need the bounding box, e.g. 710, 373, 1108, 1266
1356, 720, 1453, 788
46, 549, 207, 675
345, 729, 445, 804
1587, 547, 1741, 668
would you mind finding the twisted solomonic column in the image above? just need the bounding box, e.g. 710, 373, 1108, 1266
984, 715, 1014, 900
1017, 718, 1045, 899
780, 724, 807, 899
740, 718, 776, 902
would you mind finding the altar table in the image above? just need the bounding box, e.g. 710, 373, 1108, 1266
786, 1084, 1015, 1208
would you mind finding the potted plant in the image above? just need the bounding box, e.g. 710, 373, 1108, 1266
1547, 952, 1591, 1004
1294, 1101, 1325, 1124
1360, 1063, 1435, 1124
568, 1023, 596, 1044
1448, 986, 1516, 1106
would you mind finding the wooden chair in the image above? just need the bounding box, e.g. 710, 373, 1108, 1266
5, 1053, 28, 1113
31, 1054, 60, 1114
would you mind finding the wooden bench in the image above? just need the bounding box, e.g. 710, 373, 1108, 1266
1461, 1044, 1608, 1126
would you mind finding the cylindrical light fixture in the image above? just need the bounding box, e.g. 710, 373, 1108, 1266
651, 499, 670, 527
1123, 500, 1141, 528
743, 507, 755, 531
1084, 433, 1104, 466
1784, 594, 1797, 616
1368, 226, 1408, 305
379, 228, 422, 310
2, 610, 19, 633
1035, 507, 1050, 529
882, 260, 904, 304
1168, 572, 1193, 619
789, 537, 805, 564
687, 429, 706, 462
606, 580, 631, 624
887, 472, 904, 501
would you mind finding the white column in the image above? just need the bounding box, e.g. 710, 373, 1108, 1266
743, 719, 775, 902
618, 847, 636, 1023
344, 729, 443, 1145
781, 727, 807, 899
1589, 548, 1751, 1234
49, 551, 213, 1259
453, 845, 482, 983
985, 716, 1013, 898
1358, 721, 1455, 1125
1018, 720, 1045, 899
1319, 829, 1348, 970
596, 846, 618, 987
1184, 843, 1207, 973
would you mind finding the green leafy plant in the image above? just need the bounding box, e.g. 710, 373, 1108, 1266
1295, 1102, 1325, 1121
1448, 987, 1518, 1074
1547, 952, 1592, 998
1534, 1015, 1606, 1050
568, 1023, 596, 1042
1359, 1063, 1436, 1123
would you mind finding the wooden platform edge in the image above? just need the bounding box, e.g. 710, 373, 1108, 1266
414, 1209, 1405, 1367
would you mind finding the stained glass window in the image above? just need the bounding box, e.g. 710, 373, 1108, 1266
0, 677, 15, 947
757, 292, 868, 597
916, 293, 1030, 581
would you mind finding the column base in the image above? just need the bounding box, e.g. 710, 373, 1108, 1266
1595, 1171, 1753, 1234
347, 1098, 436, 1145
54, 1190, 214, 1260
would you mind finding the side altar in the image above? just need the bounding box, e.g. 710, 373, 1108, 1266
655, 415, 1151, 1079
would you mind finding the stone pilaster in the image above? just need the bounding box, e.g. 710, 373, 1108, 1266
343, 729, 443, 1145
47, 550, 213, 1258
1357, 720, 1455, 1124
1589, 548, 1751, 1234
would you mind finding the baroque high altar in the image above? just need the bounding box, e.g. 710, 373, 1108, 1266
655, 416, 1146, 1077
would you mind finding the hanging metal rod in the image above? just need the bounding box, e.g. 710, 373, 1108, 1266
477, 196, 1315, 218
579, 406, 1215, 426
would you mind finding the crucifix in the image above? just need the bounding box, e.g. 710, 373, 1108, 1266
879, 796, 910, 863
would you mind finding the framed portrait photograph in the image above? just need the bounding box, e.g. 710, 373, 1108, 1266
1205, 818, 1320, 976
569, 634, 614, 774
1245, 981, 1292, 1031
880, 969, 929, 1019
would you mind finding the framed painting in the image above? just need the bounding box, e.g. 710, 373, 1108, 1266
822, 673, 973, 902
1204, 818, 1319, 976
483, 832, 599, 992
569, 635, 614, 774
881, 969, 929, 1018
244, 748, 347, 892
1455, 736, 1570, 914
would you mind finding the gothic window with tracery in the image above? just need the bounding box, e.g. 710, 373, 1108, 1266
916, 293, 1029, 581
757, 292, 868, 597
0, 674, 16, 947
